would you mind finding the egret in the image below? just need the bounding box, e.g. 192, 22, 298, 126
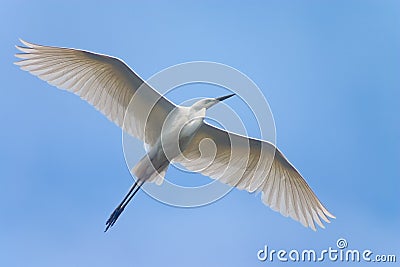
15, 40, 335, 232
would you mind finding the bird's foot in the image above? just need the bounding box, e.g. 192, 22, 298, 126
104, 206, 124, 232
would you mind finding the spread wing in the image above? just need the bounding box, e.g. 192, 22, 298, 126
15, 39, 175, 146
177, 122, 335, 230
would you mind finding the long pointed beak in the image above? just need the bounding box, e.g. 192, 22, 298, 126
216, 93, 235, 102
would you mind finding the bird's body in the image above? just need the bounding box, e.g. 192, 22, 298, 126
132, 104, 205, 185
15, 40, 335, 232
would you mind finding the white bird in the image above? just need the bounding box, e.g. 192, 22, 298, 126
15, 40, 335, 232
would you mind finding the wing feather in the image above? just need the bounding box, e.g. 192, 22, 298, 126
177, 122, 335, 230
15, 39, 175, 145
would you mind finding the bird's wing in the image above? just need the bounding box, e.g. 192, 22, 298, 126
176, 122, 335, 230
15, 39, 175, 146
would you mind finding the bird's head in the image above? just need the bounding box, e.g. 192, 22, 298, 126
190, 93, 235, 111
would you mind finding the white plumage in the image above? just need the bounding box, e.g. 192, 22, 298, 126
15, 40, 334, 231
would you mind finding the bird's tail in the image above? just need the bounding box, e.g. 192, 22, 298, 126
131, 155, 169, 185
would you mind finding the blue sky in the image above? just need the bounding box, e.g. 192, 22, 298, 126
1, 1, 399, 266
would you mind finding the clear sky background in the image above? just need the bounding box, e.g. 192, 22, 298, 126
1, 1, 399, 266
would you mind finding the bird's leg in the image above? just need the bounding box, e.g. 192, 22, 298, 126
104, 180, 144, 232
